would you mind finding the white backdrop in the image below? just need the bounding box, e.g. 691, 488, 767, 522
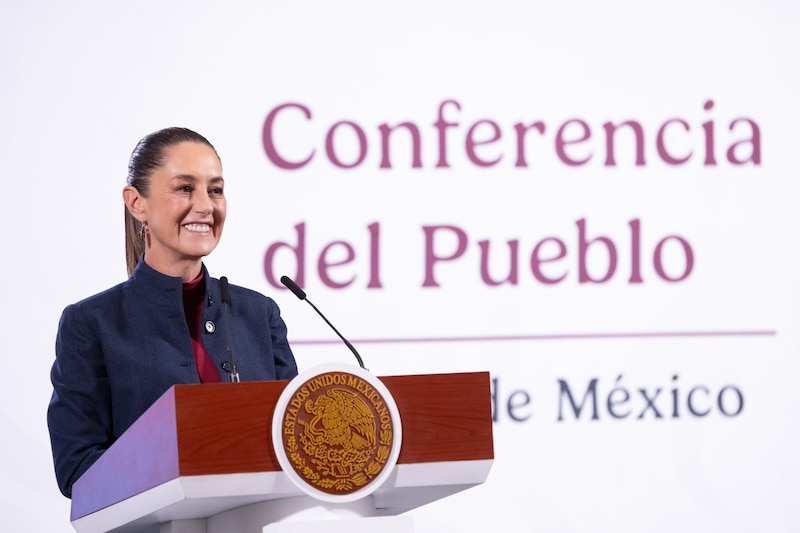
1, 1, 799, 531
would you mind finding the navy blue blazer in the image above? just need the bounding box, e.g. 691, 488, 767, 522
47, 259, 298, 497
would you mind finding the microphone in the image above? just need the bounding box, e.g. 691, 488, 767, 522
280, 275, 367, 370
219, 276, 240, 382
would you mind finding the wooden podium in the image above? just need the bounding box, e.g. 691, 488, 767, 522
69, 371, 494, 533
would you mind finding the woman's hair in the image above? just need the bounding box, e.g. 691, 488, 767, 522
124, 127, 219, 276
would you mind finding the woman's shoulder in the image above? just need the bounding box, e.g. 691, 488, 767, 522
208, 276, 281, 311
62, 279, 130, 316
230, 282, 278, 307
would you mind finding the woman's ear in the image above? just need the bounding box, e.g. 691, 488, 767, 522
122, 185, 146, 222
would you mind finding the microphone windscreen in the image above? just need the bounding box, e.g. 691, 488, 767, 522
280, 275, 307, 300
220, 276, 232, 304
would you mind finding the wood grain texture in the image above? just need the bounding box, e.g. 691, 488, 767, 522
173, 373, 494, 475
174, 380, 286, 475
382, 372, 495, 464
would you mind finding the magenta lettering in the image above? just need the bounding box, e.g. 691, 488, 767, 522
264, 222, 382, 290
421, 218, 694, 288
262, 99, 761, 170
264, 220, 694, 290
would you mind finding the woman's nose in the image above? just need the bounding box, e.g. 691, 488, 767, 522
194, 190, 214, 213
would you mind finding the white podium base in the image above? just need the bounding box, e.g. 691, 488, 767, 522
160, 520, 206, 533
157, 496, 413, 533
263, 515, 413, 533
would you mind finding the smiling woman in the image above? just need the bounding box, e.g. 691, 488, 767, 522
46, 127, 299, 499
124, 135, 227, 280
122, 128, 227, 279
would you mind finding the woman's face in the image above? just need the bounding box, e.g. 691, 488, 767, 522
138, 141, 226, 277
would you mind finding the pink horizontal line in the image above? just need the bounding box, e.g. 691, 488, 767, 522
290, 330, 777, 345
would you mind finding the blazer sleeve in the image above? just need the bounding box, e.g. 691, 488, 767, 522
266, 296, 298, 380
47, 303, 114, 498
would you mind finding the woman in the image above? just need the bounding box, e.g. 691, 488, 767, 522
47, 127, 298, 498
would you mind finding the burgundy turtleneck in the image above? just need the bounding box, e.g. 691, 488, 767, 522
182, 271, 222, 383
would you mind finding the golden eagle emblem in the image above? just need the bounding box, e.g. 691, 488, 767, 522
303, 388, 377, 454
279, 370, 397, 496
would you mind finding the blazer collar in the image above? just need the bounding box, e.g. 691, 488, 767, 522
128, 257, 211, 307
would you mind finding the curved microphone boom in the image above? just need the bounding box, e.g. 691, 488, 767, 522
280, 275, 367, 370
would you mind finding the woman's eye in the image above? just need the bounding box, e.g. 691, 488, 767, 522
178, 185, 193, 193
210, 187, 224, 196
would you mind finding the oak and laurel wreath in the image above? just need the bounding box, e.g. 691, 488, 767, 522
285, 430, 394, 492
